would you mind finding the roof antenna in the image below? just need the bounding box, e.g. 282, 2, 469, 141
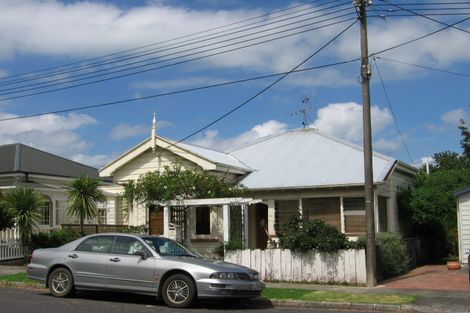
151, 113, 157, 155
291, 96, 314, 129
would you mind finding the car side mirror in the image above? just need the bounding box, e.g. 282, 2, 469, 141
133, 250, 148, 260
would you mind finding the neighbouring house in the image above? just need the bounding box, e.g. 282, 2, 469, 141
99, 128, 417, 258
0, 143, 118, 230
455, 187, 470, 264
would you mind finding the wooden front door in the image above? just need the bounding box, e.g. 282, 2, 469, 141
149, 210, 164, 235
255, 203, 268, 249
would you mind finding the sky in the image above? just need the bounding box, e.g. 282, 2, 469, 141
0, 0, 468, 169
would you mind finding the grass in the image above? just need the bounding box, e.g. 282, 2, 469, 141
0, 273, 418, 305
262, 288, 419, 305
0, 272, 41, 288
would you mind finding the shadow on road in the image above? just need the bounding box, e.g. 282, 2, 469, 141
38, 290, 273, 310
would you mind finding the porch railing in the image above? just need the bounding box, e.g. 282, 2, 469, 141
61, 224, 127, 235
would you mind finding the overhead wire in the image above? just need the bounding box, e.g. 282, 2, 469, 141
170, 19, 359, 146
372, 57, 414, 164
0, 5, 354, 93
0, 59, 359, 123
0, 13, 357, 101
0, 0, 333, 82
0, 0, 350, 88
378, 0, 470, 34
375, 56, 470, 77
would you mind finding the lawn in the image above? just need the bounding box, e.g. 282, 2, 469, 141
0, 273, 418, 305
0, 272, 37, 284
262, 288, 419, 305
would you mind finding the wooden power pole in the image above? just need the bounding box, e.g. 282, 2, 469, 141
356, 0, 377, 287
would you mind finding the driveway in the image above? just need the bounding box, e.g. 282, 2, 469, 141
382, 264, 470, 291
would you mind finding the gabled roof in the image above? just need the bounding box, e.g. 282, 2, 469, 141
228, 128, 412, 190
99, 136, 251, 177
0, 143, 98, 178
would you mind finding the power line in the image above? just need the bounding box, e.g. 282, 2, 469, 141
371, 16, 470, 56
375, 56, 470, 77
171, 19, 358, 146
0, 15, 357, 101
0, 7, 354, 94
0, 59, 359, 123
372, 57, 414, 164
378, 0, 470, 34
0, 1, 351, 87
0, 0, 332, 81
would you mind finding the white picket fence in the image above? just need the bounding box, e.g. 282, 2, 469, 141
0, 229, 23, 261
225, 249, 366, 284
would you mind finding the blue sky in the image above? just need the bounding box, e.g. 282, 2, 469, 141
0, 0, 468, 168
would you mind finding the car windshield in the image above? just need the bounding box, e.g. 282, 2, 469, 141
142, 236, 199, 257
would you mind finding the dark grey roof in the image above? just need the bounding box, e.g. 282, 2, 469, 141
0, 143, 98, 178
455, 187, 470, 197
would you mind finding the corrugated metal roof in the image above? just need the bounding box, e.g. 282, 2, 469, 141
228, 128, 398, 190
178, 142, 252, 171
0, 143, 98, 178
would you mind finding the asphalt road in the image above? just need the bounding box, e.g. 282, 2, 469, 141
0, 287, 377, 313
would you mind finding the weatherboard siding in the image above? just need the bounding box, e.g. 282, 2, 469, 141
458, 192, 470, 263
113, 149, 200, 182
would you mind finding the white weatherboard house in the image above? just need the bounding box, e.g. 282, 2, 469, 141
0, 143, 108, 230
455, 187, 470, 264
99, 127, 416, 258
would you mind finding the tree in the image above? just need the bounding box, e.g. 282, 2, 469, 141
459, 119, 470, 157
0, 192, 15, 231
134, 163, 246, 206
398, 121, 470, 258
1, 186, 45, 255
67, 176, 105, 235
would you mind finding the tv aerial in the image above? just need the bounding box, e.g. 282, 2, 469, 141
291, 96, 314, 129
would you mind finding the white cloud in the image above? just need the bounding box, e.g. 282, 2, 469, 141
441, 109, 468, 126
0, 112, 96, 158
192, 119, 288, 151
71, 154, 114, 168
312, 102, 393, 143
374, 138, 401, 153
132, 76, 229, 91
109, 120, 173, 140
425, 108, 469, 134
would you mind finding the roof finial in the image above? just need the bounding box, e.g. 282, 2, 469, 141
152, 113, 157, 154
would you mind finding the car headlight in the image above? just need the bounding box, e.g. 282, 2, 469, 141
210, 272, 240, 280
250, 272, 259, 281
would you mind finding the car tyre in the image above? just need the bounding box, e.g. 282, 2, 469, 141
48, 267, 75, 298
161, 274, 196, 308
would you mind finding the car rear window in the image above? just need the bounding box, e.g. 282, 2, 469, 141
75, 236, 114, 253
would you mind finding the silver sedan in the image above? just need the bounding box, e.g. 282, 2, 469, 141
27, 233, 264, 308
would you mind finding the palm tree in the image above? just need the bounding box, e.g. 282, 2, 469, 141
67, 176, 105, 235
1, 186, 45, 256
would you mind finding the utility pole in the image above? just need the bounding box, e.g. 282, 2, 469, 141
356, 0, 376, 287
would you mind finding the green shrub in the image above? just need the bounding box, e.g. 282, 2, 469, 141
118, 224, 149, 234
348, 236, 367, 250
376, 232, 409, 280
279, 215, 349, 252
224, 238, 244, 251
30, 228, 80, 251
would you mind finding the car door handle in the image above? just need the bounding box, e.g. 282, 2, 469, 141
109, 257, 121, 262
68, 254, 78, 259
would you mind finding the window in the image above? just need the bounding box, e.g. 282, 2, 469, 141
112, 236, 146, 255
303, 197, 341, 230
39, 199, 51, 226
97, 201, 107, 224
378, 196, 388, 232
274, 200, 299, 233
343, 197, 366, 235
75, 236, 114, 253
195, 206, 210, 235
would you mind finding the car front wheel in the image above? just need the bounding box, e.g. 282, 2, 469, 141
162, 274, 196, 308
48, 267, 75, 297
